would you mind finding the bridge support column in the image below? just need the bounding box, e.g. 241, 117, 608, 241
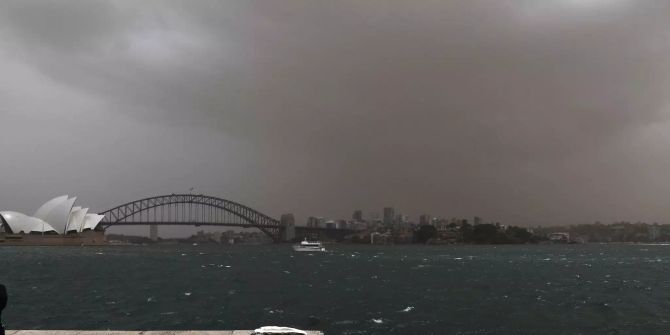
149, 224, 158, 241
279, 213, 295, 242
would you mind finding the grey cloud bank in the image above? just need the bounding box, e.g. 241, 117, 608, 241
1, 0, 670, 232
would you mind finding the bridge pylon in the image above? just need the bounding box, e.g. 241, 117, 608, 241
279, 213, 296, 242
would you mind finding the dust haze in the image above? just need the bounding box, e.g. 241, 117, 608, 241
2, 0, 670, 235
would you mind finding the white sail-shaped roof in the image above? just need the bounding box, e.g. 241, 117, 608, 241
82, 214, 104, 231
69, 206, 81, 218
0, 211, 56, 234
0, 211, 34, 233
65, 206, 80, 231
29, 217, 58, 233
43, 197, 77, 234
2, 196, 102, 235
33, 195, 69, 221
66, 207, 88, 233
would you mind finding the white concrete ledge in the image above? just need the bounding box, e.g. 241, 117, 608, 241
6, 331, 323, 335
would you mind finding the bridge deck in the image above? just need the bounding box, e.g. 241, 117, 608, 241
105, 222, 278, 229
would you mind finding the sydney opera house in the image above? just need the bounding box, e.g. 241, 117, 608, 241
0, 195, 107, 245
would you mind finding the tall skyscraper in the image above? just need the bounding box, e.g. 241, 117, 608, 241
352, 210, 363, 222
419, 214, 431, 226
383, 207, 395, 226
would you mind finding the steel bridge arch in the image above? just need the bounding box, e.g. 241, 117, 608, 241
98, 194, 281, 241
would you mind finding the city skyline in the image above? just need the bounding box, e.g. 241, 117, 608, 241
3, 1, 670, 231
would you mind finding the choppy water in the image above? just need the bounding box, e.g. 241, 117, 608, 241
2, 244, 670, 334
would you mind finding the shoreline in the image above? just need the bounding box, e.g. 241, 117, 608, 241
6, 331, 324, 335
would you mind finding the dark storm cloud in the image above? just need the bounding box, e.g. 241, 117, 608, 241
2, 0, 670, 231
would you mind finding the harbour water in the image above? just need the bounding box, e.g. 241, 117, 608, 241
2, 244, 670, 334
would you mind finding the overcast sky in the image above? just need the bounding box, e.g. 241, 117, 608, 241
2, 0, 670, 234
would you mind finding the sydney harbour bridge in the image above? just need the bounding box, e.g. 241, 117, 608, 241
98, 194, 354, 242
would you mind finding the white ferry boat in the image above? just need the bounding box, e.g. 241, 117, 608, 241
292, 239, 326, 252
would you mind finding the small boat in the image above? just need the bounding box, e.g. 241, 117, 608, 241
292, 239, 326, 252
252, 326, 307, 335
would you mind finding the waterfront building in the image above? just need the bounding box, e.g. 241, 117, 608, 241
0, 195, 104, 235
